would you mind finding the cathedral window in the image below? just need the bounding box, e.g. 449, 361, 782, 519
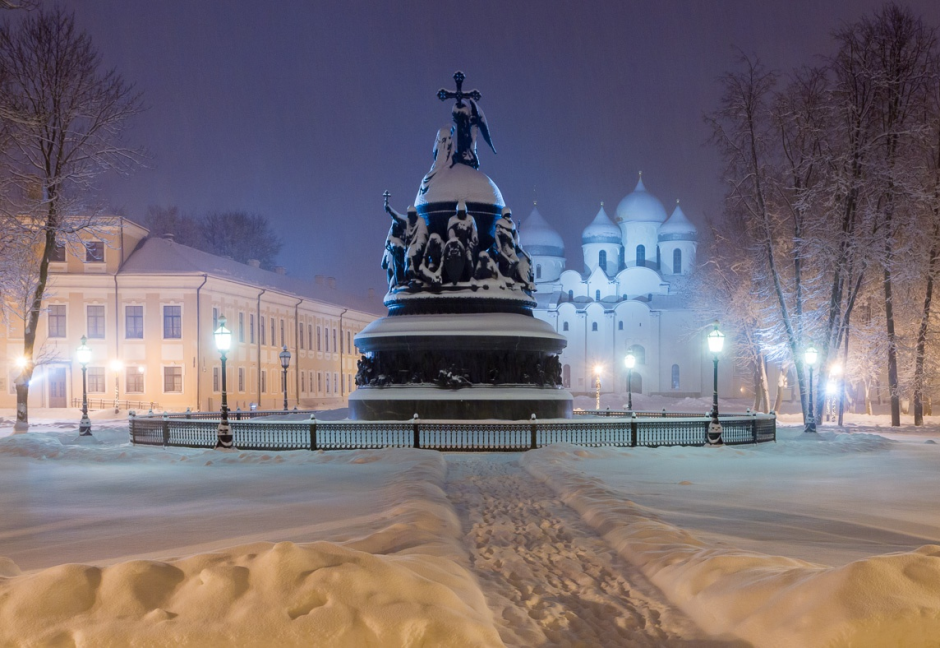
563, 322, 569, 331
598, 250, 607, 269
636, 245, 646, 267
630, 344, 646, 365
591, 322, 598, 332
673, 249, 682, 274
618, 321, 623, 330
595, 290, 600, 301
672, 364, 680, 389
568, 289, 574, 301
536, 264, 542, 279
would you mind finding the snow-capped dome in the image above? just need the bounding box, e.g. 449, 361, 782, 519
658, 201, 698, 241
519, 205, 565, 257
415, 163, 505, 208
581, 205, 621, 244
615, 175, 668, 224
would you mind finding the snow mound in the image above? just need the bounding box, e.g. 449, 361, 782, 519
0, 540, 502, 647
522, 445, 940, 648
755, 430, 895, 456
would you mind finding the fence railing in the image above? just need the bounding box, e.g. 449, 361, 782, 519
129, 411, 776, 452
73, 398, 160, 412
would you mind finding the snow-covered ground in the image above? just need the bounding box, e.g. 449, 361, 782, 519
1, 405, 939, 646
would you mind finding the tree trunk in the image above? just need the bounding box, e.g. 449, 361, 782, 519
912, 221, 938, 426
883, 193, 901, 426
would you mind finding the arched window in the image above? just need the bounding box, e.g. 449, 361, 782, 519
568, 289, 574, 301
636, 245, 646, 267
630, 344, 646, 365
595, 289, 601, 301
591, 322, 598, 332
562, 364, 571, 388
673, 249, 682, 274
562, 321, 569, 331
598, 250, 607, 269
536, 264, 542, 279
618, 321, 623, 330
672, 364, 680, 389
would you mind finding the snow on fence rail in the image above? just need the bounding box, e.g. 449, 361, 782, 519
129, 411, 776, 451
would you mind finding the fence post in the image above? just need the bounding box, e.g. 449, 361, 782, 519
412, 413, 420, 449
309, 414, 318, 451
770, 411, 777, 442
128, 411, 136, 444
751, 411, 758, 443
235, 407, 242, 421
630, 411, 638, 447
162, 412, 170, 448
530, 413, 538, 450
185, 407, 191, 419
662, 408, 667, 417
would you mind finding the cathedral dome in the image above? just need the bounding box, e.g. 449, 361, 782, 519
519, 206, 565, 257
415, 162, 505, 208
581, 205, 621, 244
658, 201, 698, 241
615, 175, 668, 224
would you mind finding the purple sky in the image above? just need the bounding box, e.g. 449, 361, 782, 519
55, 0, 940, 296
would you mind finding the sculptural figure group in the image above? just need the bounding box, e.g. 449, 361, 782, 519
382, 195, 534, 294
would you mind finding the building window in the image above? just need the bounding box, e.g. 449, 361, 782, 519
309, 371, 314, 395
317, 326, 322, 351
672, 364, 680, 390
87, 305, 105, 339
630, 344, 646, 365
334, 372, 339, 394
591, 322, 598, 332
568, 289, 573, 301
333, 329, 337, 353
562, 321, 569, 331
536, 264, 542, 279
163, 366, 182, 392
595, 290, 601, 301
270, 318, 276, 347
125, 305, 143, 339
301, 371, 306, 393
562, 364, 571, 388
87, 367, 105, 393
618, 320, 623, 331
126, 369, 144, 394
212, 307, 218, 332
261, 370, 267, 393
238, 367, 245, 392
48, 305, 66, 338
308, 324, 313, 350
636, 245, 645, 267
673, 249, 682, 274
238, 313, 245, 343
317, 372, 322, 392
348, 374, 352, 392
260, 316, 266, 345
324, 327, 330, 352
50, 241, 66, 262
250, 314, 255, 343
213, 367, 220, 392
163, 305, 182, 339
598, 250, 607, 269
299, 321, 305, 350
84, 241, 104, 262
280, 319, 285, 347
346, 331, 351, 353
326, 373, 330, 394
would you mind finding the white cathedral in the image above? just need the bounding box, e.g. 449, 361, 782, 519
519, 174, 724, 399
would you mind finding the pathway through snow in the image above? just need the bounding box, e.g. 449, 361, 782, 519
444, 454, 728, 647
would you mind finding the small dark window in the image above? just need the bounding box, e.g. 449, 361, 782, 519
595, 290, 601, 301
591, 322, 598, 332
87, 305, 105, 339
536, 264, 542, 279
562, 321, 569, 331
568, 289, 574, 301
48, 305, 67, 338
163, 366, 182, 392
125, 305, 143, 339
163, 305, 182, 339
598, 250, 607, 269
618, 320, 623, 331
238, 313, 245, 343
250, 314, 256, 344
673, 248, 682, 274
51, 241, 66, 262
260, 316, 266, 345
636, 245, 645, 267
85, 241, 104, 262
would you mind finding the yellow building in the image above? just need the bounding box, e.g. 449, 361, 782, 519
1, 218, 381, 412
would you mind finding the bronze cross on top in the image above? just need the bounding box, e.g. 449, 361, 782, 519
437, 71, 481, 106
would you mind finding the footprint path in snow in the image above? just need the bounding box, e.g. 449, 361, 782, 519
444, 454, 735, 648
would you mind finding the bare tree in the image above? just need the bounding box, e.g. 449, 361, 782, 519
0, 8, 142, 430
198, 211, 282, 269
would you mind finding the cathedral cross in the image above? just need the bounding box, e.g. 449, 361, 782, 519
437, 71, 481, 106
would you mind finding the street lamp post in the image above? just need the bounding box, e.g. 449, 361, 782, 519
706, 321, 725, 445
279, 345, 292, 411
624, 353, 636, 411
214, 316, 233, 449
593, 365, 602, 410
110, 359, 123, 413
76, 336, 92, 436
804, 346, 818, 433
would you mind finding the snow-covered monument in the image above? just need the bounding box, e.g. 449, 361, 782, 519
350, 72, 572, 419
520, 175, 725, 397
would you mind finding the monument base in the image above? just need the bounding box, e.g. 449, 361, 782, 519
349, 385, 573, 420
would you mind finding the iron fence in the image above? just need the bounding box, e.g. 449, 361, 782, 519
72, 398, 160, 411
129, 411, 775, 452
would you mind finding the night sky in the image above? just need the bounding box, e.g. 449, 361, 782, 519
52, 0, 940, 296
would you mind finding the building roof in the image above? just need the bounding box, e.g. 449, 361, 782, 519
659, 201, 698, 240
119, 236, 384, 316
581, 205, 621, 244
615, 174, 668, 224
519, 205, 565, 257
